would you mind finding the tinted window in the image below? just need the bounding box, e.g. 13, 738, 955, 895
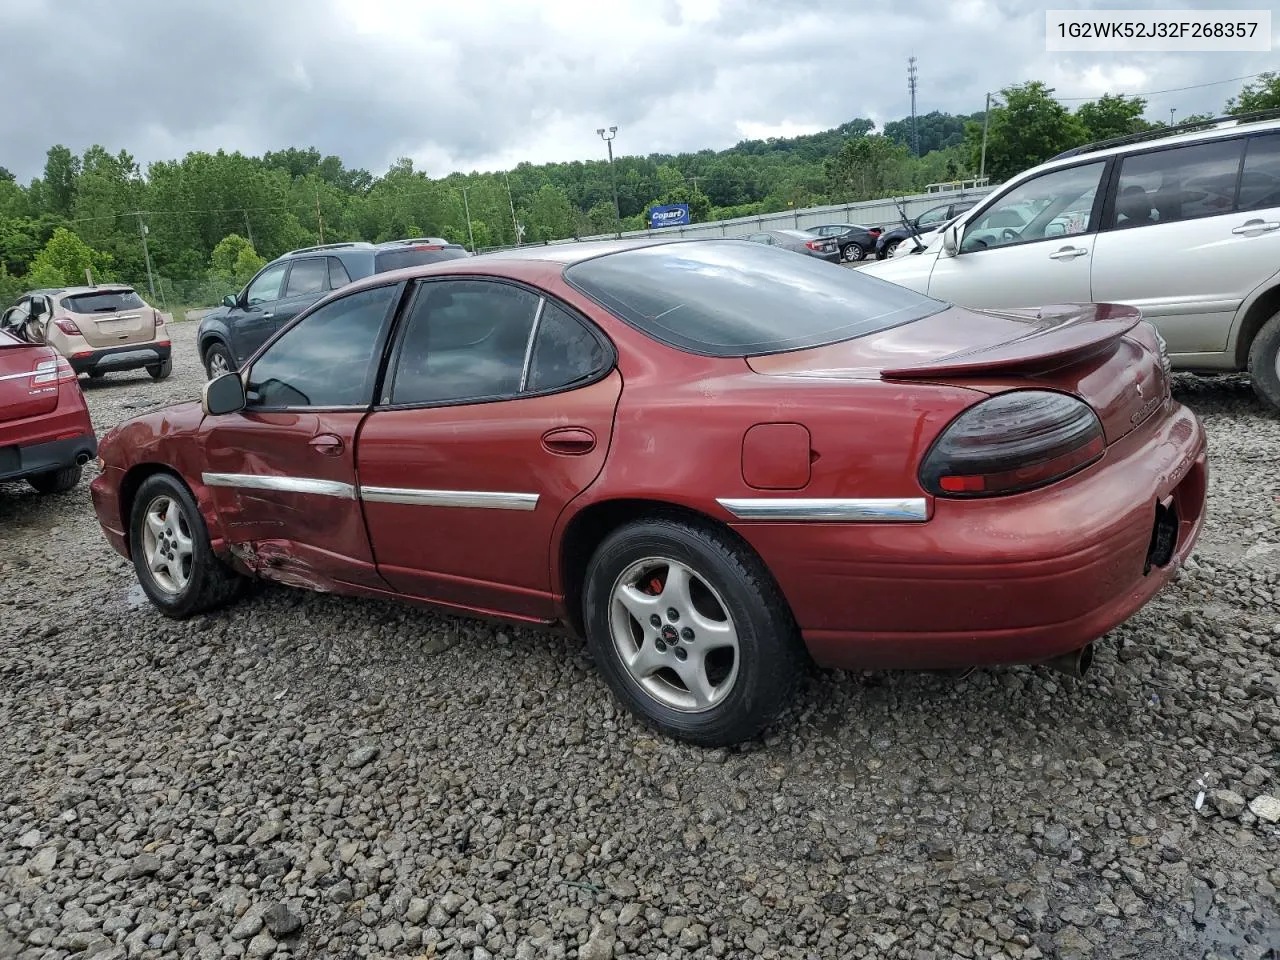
1111, 139, 1245, 228
916, 206, 949, 227
62, 290, 145, 312
246, 262, 288, 306
527, 303, 609, 392
962, 161, 1104, 251
374, 247, 469, 273
389, 280, 539, 405
329, 257, 352, 288
1240, 134, 1280, 211
285, 258, 328, 297
565, 240, 945, 357
245, 284, 398, 408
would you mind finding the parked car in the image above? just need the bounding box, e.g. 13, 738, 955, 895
196, 238, 470, 378
875, 199, 980, 259
90, 238, 1206, 746
807, 223, 883, 262
743, 229, 840, 262
0, 285, 172, 380
0, 327, 97, 493
861, 111, 1280, 409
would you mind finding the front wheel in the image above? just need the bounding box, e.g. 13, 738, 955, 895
1247, 309, 1280, 412
203, 343, 234, 380
582, 517, 804, 747
129, 473, 248, 618
842, 242, 865, 263
28, 464, 82, 494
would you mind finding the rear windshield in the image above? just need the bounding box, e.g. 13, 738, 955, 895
374, 247, 469, 273
564, 240, 946, 357
62, 290, 146, 313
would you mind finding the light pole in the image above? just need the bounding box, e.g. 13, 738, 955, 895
597, 126, 620, 235
460, 186, 476, 252
1170, 107, 1177, 127
503, 171, 520, 246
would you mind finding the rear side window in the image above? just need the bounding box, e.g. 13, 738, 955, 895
62, 290, 145, 312
1240, 134, 1280, 211
374, 247, 469, 273
565, 240, 946, 357
1111, 139, 1245, 227
285, 258, 329, 297
527, 303, 609, 392
328, 257, 352, 288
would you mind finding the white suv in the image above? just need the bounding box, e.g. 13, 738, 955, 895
861, 112, 1280, 410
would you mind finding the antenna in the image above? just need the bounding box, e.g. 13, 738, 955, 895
907, 56, 919, 157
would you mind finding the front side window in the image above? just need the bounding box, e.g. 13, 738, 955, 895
961, 161, 1105, 252
388, 280, 540, 405
284, 258, 329, 297
245, 284, 398, 408
1240, 134, 1280, 211
1111, 139, 1245, 228
245, 262, 288, 306
916, 206, 949, 228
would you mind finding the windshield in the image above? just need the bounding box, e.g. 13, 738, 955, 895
62, 290, 145, 312
565, 240, 946, 357
374, 248, 469, 272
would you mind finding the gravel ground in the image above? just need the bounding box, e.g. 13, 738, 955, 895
2, 319, 1278, 960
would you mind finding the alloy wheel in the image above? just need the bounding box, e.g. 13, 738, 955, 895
142, 495, 194, 594
208, 351, 231, 377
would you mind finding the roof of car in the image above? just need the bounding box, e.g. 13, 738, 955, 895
28, 285, 136, 297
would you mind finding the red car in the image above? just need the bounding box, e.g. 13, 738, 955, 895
90, 239, 1207, 746
1, 327, 97, 494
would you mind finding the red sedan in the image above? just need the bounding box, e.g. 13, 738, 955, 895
90, 239, 1207, 746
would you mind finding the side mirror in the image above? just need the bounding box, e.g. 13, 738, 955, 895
202, 371, 246, 416
222, 294, 238, 309
941, 225, 960, 257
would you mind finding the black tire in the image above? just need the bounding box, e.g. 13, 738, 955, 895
147, 357, 173, 380
842, 242, 865, 263
87, 371, 106, 380
129, 473, 247, 619
1247, 309, 1280, 412
27, 464, 82, 495
582, 516, 804, 747
883, 239, 901, 258
203, 342, 235, 380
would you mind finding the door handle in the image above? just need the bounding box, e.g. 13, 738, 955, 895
261, 312, 274, 319
1232, 219, 1280, 235
308, 433, 344, 457
542, 427, 596, 455
1048, 246, 1089, 260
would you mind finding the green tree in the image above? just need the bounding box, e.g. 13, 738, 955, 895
209, 233, 266, 287
27, 227, 112, 286
41, 145, 81, 215
1075, 94, 1150, 142
521, 184, 577, 242
583, 201, 618, 236
824, 135, 913, 200
965, 82, 1086, 182
1226, 72, 1280, 114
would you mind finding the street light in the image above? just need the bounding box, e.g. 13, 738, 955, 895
460, 185, 476, 253
597, 126, 620, 235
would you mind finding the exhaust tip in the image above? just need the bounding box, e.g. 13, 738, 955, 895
75, 452, 91, 465
1044, 643, 1094, 680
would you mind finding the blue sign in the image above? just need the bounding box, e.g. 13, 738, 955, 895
649, 203, 690, 228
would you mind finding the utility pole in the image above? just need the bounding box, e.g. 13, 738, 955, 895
597, 126, 620, 235
243, 209, 255, 249
503, 172, 520, 246
461, 186, 476, 252
314, 189, 325, 245
1170, 107, 1177, 126
907, 57, 919, 157
136, 213, 156, 299
979, 92, 991, 182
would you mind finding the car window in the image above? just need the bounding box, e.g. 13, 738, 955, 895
1110, 139, 1245, 228
284, 258, 329, 297
526, 302, 610, 392
245, 284, 398, 409
962, 161, 1104, 252
917, 206, 949, 227
245, 262, 288, 306
388, 280, 540, 406
62, 290, 145, 312
1240, 134, 1280, 211
328, 257, 352, 288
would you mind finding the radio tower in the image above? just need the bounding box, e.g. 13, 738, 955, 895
907, 56, 919, 157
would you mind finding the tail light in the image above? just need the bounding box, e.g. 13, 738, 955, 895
32, 356, 77, 386
154, 309, 165, 326
54, 318, 82, 335
805, 239, 824, 252
920, 390, 1104, 498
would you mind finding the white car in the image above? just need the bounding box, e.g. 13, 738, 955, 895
862, 113, 1280, 410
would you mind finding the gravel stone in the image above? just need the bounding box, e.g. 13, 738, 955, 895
1209, 788, 1247, 818
261, 903, 302, 937
1, 324, 1279, 959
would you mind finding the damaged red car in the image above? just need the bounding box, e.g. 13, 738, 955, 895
90, 238, 1207, 746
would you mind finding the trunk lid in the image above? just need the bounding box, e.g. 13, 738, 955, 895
64, 288, 156, 348
0, 331, 59, 422
747, 303, 1170, 445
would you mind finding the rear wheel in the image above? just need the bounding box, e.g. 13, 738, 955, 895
87, 371, 106, 381
842, 242, 865, 263
1247, 309, 1280, 412
129, 473, 247, 618
203, 343, 234, 380
582, 517, 804, 747
28, 464, 82, 495
147, 357, 173, 380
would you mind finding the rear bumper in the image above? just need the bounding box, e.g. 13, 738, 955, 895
70, 342, 170, 374
733, 402, 1208, 670
0, 433, 97, 483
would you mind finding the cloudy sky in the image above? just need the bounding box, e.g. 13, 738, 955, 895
2, 0, 1276, 182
